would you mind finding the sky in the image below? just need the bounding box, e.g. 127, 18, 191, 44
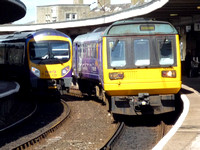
14, 0, 131, 24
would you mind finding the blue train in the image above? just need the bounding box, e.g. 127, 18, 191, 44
0, 29, 73, 95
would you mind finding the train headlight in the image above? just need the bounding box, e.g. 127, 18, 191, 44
31, 67, 40, 77
162, 70, 176, 78
62, 66, 70, 76
109, 72, 124, 80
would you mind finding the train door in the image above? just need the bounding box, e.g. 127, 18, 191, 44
98, 39, 103, 82
77, 43, 82, 74
74, 43, 78, 76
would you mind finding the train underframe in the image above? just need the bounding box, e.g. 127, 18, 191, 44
30, 77, 72, 95
110, 94, 176, 115
77, 78, 176, 116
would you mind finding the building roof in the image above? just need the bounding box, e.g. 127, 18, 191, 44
0, 0, 26, 24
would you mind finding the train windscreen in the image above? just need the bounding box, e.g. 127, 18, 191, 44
29, 41, 70, 64
107, 35, 176, 69
109, 40, 126, 67
133, 39, 150, 66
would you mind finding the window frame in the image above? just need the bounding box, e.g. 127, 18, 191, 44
156, 37, 176, 66
29, 40, 70, 64
133, 38, 151, 66
0, 43, 25, 65
107, 37, 128, 69
106, 35, 177, 69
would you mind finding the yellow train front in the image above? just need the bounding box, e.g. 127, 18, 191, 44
73, 19, 181, 116
27, 29, 73, 94
102, 20, 182, 115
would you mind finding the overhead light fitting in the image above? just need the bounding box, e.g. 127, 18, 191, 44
170, 14, 178, 17
197, 6, 200, 9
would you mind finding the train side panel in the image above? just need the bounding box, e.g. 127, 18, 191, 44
73, 32, 104, 94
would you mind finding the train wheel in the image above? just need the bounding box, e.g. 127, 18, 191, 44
95, 85, 102, 100
112, 113, 119, 122
102, 91, 111, 112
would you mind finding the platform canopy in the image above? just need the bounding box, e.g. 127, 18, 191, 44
0, 0, 26, 24
145, 0, 200, 19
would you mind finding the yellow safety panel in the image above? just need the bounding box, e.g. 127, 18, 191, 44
102, 35, 182, 96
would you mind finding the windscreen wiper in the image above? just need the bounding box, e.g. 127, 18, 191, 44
51, 53, 64, 64
111, 40, 119, 51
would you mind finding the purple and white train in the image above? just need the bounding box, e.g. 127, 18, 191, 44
72, 19, 182, 116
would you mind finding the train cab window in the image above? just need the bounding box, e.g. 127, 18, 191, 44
0, 44, 5, 64
7, 44, 24, 65
133, 39, 150, 66
30, 43, 49, 60
109, 40, 126, 67
51, 42, 70, 59
158, 39, 174, 65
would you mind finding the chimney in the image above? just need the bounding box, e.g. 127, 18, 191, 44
131, 0, 144, 5
74, 0, 83, 4
98, 0, 110, 6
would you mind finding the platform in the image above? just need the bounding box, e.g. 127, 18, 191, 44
0, 81, 20, 98
153, 75, 200, 150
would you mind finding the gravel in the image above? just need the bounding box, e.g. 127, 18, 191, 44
33, 95, 118, 150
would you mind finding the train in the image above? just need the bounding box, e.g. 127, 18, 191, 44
0, 29, 72, 95
73, 19, 182, 116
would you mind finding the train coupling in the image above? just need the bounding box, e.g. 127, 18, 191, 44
134, 93, 150, 107
48, 79, 58, 89
111, 94, 175, 115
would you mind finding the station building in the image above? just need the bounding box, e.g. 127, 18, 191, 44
36, 0, 148, 23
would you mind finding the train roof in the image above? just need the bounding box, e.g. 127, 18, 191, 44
103, 19, 178, 36
74, 19, 178, 43
110, 19, 171, 25
74, 31, 103, 43
0, 31, 34, 42
0, 28, 70, 42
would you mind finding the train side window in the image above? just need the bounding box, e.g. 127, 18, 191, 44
83, 43, 87, 57
29, 43, 48, 60
7, 44, 24, 65
92, 43, 96, 58
77, 44, 81, 56
81, 44, 84, 57
158, 39, 174, 65
87, 44, 90, 58
0, 44, 5, 64
133, 39, 150, 66
51, 42, 69, 59
109, 40, 126, 67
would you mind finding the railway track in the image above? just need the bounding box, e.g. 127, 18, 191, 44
100, 98, 183, 150
101, 116, 173, 150
0, 99, 70, 150
0, 100, 37, 132
0, 89, 180, 150
68, 88, 182, 150
100, 122, 125, 150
